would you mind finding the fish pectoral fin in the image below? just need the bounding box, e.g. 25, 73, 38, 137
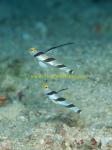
52, 99, 58, 104
38, 61, 48, 68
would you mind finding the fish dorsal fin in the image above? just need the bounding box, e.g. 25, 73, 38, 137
57, 88, 68, 93
45, 42, 74, 53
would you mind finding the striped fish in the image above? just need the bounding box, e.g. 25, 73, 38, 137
28, 47, 74, 74
43, 83, 81, 113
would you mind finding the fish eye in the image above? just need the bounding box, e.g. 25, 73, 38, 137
44, 85, 48, 88
42, 84, 48, 88
42, 83, 48, 89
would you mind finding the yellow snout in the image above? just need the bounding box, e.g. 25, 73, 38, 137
29, 48, 38, 52
42, 83, 48, 89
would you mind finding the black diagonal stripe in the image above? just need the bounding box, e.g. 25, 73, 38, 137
68, 70, 73, 74
77, 109, 81, 113
66, 104, 75, 108
34, 52, 44, 57
56, 64, 66, 68
55, 97, 65, 102
44, 57, 55, 62
47, 91, 57, 95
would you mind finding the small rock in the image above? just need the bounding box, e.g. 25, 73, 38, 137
0, 96, 6, 106
40, 139, 44, 144
35, 21, 48, 38
101, 137, 112, 149
0, 139, 12, 150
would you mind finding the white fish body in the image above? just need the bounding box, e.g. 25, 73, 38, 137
43, 85, 81, 113
28, 48, 74, 74
38, 61, 48, 68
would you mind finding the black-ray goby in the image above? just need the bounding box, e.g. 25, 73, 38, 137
28, 43, 74, 74
43, 83, 81, 113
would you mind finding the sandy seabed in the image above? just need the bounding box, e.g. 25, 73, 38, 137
0, 0, 112, 149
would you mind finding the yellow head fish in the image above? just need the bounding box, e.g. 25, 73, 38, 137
42, 83, 48, 89
28, 48, 38, 55
29, 47, 38, 52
